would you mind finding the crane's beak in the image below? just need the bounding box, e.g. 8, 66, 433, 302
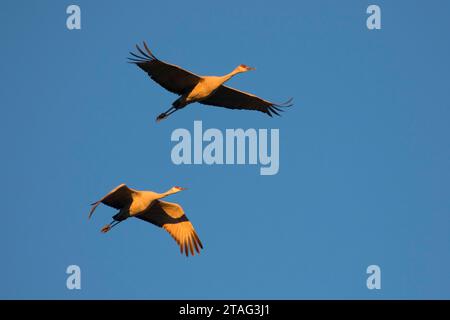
248, 67, 256, 71
177, 187, 187, 191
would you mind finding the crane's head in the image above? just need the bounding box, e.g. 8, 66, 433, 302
236, 64, 256, 73
169, 186, 187, 194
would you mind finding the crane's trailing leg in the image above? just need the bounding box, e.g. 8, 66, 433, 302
101, 220, 122, 233
101, 211, 128, 233
156, 106, 178, 122
156, 96, 187, 122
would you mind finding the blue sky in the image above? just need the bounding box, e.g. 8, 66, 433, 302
1, 0, 449, 299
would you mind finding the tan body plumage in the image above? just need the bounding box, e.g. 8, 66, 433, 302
89, 184, 203, 257
128, 42, 293, 121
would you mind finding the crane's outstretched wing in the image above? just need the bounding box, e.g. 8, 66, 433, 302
128, 42, 201, 96
200, 85, 293, 117
89, 184, 135, 218
135, 200, 203, 256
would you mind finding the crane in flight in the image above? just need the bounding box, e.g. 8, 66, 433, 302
88, 184, 203, 257
128, 42, 293, 122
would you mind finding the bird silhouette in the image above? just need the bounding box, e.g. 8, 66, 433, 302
89, 184, 203, 256
128, 41, 293, 121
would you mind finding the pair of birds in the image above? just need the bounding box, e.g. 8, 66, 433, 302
89, 42, 293, 257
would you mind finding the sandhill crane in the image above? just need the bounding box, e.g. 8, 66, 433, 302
128, 42, 293, 121
89, 184, 203, 256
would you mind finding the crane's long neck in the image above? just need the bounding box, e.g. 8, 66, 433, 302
219, 69, 242, 84
158, 188, 177, 199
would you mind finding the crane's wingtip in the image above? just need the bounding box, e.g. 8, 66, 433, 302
270, 108, 281, 116
278, 97, 294, 107
88, 201, 99, 219
142, 41, 157, 59
128, 52, 150, 63
128, 44, 156, 63
270, 99, 294, 116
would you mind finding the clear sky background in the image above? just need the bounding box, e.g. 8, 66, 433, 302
1, 0, 449, 299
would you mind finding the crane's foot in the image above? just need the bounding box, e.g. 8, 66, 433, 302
156, 113, 168, 122
101, 224, 111, 233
